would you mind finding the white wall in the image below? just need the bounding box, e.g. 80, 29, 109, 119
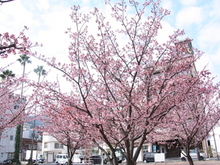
42, 134, 67, 162
207, 127, 220, 157
0, 125, 42, 163
0, 127, 16, 163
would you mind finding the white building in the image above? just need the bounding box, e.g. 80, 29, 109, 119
0, 122, 42, 163
42, 133, 67, 163
205, 127, 220, 158
0, 127, 16, 163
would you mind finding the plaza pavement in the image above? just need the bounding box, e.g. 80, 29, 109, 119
137, 159, 220, 165
20, 158, 220, 165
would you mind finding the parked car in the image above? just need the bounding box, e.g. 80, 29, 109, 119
181, 149, 205, 161
143, 152, 156, 163
79, 155, 101, 164
103, 156, 124, 164
3, 159, 12, 165
37, 154, 45, 163
89, 155, 102, 164
55, 154, 68, 165
79, 155, 89, 163
103, 149, 125, 164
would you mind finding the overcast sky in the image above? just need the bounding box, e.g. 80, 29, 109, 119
0, 0, 220, 83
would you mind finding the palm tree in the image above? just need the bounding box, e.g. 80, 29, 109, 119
0, 69, 15, 80
17, 54, 31, 80
17, 54, 31, 95
13, 54, 31, 165
28, 66, 46, 165
34, 65, 46, 82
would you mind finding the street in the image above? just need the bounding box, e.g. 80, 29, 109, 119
27, 159, 220, 165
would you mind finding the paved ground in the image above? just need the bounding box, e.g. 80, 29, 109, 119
137, 159, 220, 165
146, 160, 220, 164
19, 159, 220, 165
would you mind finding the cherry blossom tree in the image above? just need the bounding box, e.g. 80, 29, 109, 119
0, 0, 14, 4
0, 76, 25, 132
31, 1, 218, 165
0, 69, 36, 165
0, 28, 35, 58
0, 75, 38, 165
155, 70, 220, 165
1, 2, 40, 164
0, 2, 38, 129
0, 57, 34, 133
0, 71, 36, 131
38, 106, 92, 165
0, 72, 25, 165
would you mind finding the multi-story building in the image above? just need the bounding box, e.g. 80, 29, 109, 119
0, 122, 42, 163
0, 127, 16, 162
21, 122, 43, 161
140, 39, 198, 159
42, 134, 67, 163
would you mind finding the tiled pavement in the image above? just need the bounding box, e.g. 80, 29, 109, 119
152, 161, 219, 164
137, 158, 220, 165
19, 159, 220, 165
138, 160, 220, 165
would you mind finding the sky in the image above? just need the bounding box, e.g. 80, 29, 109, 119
0, 0, 220, 83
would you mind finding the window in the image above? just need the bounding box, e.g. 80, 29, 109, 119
44, 142, 48, 148
207, 140, 211, 146
34, 144, 37, 150
14, 105, 19, 109
189, 150, 196, 154
142, 145, 148, 153
54, 143, 63, 149
152, 145, 157, 152
28, 144, 37, 150
55, 143, 59, 149
10, 135, 13, 141
8, 153, 14, 159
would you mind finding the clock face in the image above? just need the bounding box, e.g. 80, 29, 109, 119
175, 40, 193, 55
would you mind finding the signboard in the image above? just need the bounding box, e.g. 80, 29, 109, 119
154, 153, 165, 163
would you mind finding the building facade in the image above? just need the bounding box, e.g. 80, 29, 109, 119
0, 127, 16, 162
42, 134, 67, 163
205, 127, 220, 158
0, 122, 42, 163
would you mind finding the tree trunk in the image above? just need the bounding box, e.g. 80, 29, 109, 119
187, 155, 194, 165
13, 125, 21, 165
27, 128, 35, 165
185, 149, 194, 165
110, 152, 118, 165
68, 157, 72, 165
67, 144, 75, 165
126, 159, 136, 165
196, 147, 201, 161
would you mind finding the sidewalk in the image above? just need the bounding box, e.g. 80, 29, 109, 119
137, 158, 220, 165
152, 160, 220, 165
